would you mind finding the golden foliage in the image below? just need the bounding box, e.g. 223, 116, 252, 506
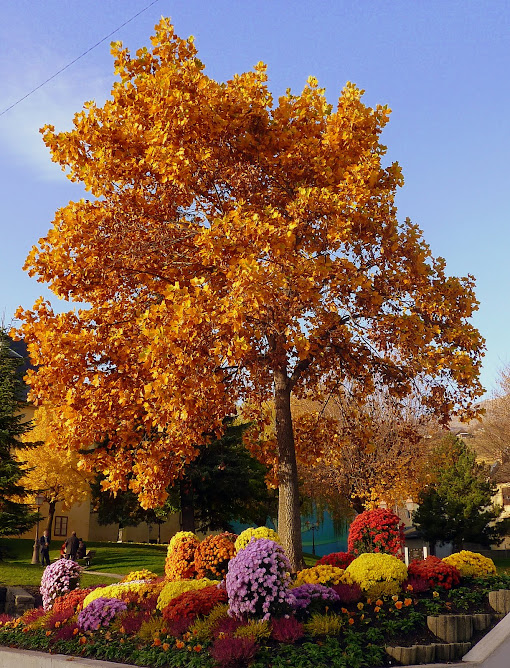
15, 18, 483, 523
17, 405, 92, 510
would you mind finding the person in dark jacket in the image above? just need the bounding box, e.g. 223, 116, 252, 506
77, 538, 86, 560
39, 530, 50, 566
64, 531, 80, 560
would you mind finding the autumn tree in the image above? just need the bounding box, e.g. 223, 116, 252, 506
0, 331, 39, 536
465, 365, 510, 464
18, 405, 92, 538
413, 436, 510, 552
16, 19, 484, 569
293, 387, 439, 514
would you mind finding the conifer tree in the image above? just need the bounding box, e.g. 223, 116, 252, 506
0, 331, 38, 537
413, 436, 509, 552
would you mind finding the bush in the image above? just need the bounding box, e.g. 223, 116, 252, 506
291, 583, 340, 610
407, 555, 460, 590
211, 636, 258, 668
304, 612, 343, 636
330, 581, 363, 603
40, 559, 82, 610
294, 564, 348, 587
77, 597, 127, 632
52, 588, 95, 614
345, 552, 408, 598
402, 575, 430, 594
316, 551, 355, 569
234, 526, 281, 552
156, 578, 219, 611
194, 533, 237, 579
82, 579, 159, 608
271, 616, 304, 643
442, 551, 497, 578
165, 531, 199, 580
161, 585, 227, 628
226, 538, 295, 619
233, 619, 271, 641
348, 509, 405, 557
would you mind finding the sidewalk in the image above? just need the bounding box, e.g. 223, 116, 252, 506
84, 570, 123, 579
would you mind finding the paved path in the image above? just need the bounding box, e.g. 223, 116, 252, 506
84, 570, 123, 579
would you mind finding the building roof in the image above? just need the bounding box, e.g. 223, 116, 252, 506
3, 336, 34, 402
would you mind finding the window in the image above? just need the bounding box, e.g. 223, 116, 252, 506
54, 516, 68, 536
502, 487, 510, 506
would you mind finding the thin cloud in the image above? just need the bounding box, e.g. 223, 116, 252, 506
0, 45, 112, 182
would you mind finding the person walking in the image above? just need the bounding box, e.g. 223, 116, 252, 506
39, 529, 50, 566
64, 531, 80, 560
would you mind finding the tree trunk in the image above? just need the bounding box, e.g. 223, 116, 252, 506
45, 500, 56, 540
179, 480, 196, 533
274, 367, 303, 572
350, 496, 366, 515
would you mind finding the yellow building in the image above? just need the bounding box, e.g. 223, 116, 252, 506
16, 496, 182, 545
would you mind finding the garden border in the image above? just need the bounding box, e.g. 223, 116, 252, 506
0, 612, 509, 668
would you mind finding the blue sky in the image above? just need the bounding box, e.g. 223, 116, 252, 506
1, 0, 508, 396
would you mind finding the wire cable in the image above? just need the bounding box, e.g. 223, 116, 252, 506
0, 0, 161, 118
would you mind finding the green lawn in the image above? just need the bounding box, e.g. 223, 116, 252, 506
491, 554, 510, 573
0, 538, 167, 587
0, 539, 316, 587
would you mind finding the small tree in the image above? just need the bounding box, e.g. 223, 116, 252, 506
90, 476, 170, 537
18, 405, 92, 538
171, 420, 276, 533
413, 436, 510, 552
0, 331, 38, 537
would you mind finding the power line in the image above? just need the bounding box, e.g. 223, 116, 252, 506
0, 0, 161, 118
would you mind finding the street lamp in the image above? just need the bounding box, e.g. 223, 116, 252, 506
303, 520, 320, 556
31, 494, 46, 565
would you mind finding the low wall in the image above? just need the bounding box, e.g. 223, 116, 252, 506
0, 649, 129, 668
4, 588, 34, 617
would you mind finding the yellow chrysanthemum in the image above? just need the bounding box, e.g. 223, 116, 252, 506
294, 564, 350, 587
156, 578, 219, 611
442, 551, 496, 578
345, 553, 407, 599
234, 527, 281, 552
121, 569, 158, 583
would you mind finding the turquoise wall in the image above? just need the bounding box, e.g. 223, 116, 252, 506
231, 511, 348, 558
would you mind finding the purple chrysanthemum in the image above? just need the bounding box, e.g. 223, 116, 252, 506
290, 583, 340, 610
77, 597, 127, 632
226, 538, 296, 620
40, 559, 82, 611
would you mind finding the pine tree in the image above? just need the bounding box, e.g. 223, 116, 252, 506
91, 420, 276, 534
413, 436, 510, 551
0, 331, 39, 537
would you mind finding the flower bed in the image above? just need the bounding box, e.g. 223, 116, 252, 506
1, 541, 509, 668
